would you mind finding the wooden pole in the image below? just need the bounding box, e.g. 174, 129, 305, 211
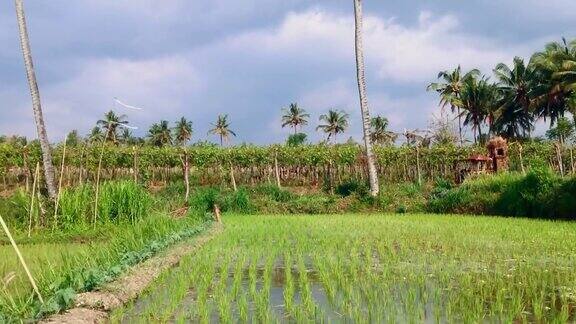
213, 204, 222, 224
518, 143, 526, 175
555, 142, 564, 177
28, 163, 39, 238
53, 139, 67, 228
181, 148, 190, 202
93, 141, 107, 229
274, 152, 281, 189
0, 213, 44, 304
230, 163, 237, 192
416, 145, 422, 186
78, 145, 85, 186
133, 146, 138, 183
570, 147, 575, 175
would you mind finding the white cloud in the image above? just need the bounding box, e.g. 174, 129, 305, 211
39, 56, 202, 140
223, 9, 526, 83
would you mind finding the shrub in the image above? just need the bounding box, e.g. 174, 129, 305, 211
377, 183, 427, 213
335, 179, 369, 198
287, 195, 335, 214
428, 168, 575, 220
495, 168, 559, 218
189, 187, 253, 214
252, 184, 294, 202
189, 187, 221, 214
557, 177, 576, 218
222, 188, 253, 213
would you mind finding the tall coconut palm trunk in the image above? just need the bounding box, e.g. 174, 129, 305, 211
354, 0, 379, 197
457, 107, 463, 146
15, 0, 57, 199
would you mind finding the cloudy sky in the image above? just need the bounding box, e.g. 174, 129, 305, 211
0, 0, 574, 144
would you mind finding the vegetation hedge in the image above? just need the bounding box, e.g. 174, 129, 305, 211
0, 141, 567, 171
428, 169, 576, 219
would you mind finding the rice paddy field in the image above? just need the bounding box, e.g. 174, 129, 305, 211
111, 214, 576, 323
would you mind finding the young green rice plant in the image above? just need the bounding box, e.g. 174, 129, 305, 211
215, 254, 232, 322
237, 292, 249, 323
283, 252, 295, 315
296, 253, 315, 318
248, 256, 258, 300
230, 254, 246, 301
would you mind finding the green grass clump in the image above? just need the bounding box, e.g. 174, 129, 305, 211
97, 181, 153, 223
57, 184, 94, 228
2, 181, 155, 232
188, 187, 253, 215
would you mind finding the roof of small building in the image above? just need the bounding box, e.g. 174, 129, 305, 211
463, 154, 492, 162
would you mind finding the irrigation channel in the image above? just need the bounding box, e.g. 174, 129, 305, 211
111, 214, 576, 323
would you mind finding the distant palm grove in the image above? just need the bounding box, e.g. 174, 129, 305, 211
428, 37, 576, 145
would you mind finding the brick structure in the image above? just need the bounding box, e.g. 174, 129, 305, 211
486, 136, 509, 172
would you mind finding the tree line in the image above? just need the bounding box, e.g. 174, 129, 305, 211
428, 38, 576, 145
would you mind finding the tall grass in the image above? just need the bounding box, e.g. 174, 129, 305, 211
3, 181, 154, 231
97, 181, 152, 224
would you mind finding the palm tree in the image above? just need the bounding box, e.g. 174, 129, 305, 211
317, 109, 349, 142
173, 117, 193, 202
96, 111, 128, 144
530, 38, 576, 125
15, 0, 57, 199
120, 128, 134, 145
492, 57, 535, 138
427, 66, 479, 145
209, 114, 236, 146
88, 127, 104, 143
354, 0, 379, 196
281, 103, 310, 134
458, 76, 499, 144
148, 120, 172, 147
370, 116, 397, 146
173, 117, 193, 145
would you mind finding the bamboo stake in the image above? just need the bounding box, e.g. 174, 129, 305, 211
133, 146, 138, 183
570, 147, 575, 175
23, 150, 30, 193
555, 142, 564, 177
93, 141, 107, 229
274, 152, 281, 189
53, 139, 68, 228
416, 146, 422, 186
230, 163, 237, 192
28, 163, 39, 238
518, 143, 526, 175
0, 213, 44, 304
78, 145, 85, 186
213, 204, 222, 224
